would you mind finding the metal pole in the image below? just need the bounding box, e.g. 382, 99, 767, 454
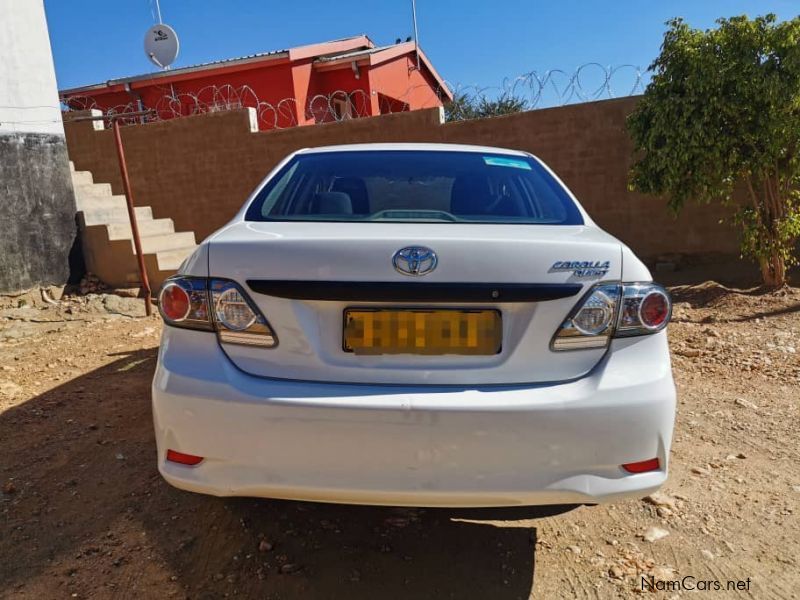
411, 0, 421, 71
112, 118, 153, 316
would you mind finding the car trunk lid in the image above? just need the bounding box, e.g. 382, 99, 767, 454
208, 222, 622, 385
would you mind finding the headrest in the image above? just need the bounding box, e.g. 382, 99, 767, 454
313, 191, 353, 214
331, 177, 369, 214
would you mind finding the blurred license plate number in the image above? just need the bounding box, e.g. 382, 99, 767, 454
343, 309, 502, 355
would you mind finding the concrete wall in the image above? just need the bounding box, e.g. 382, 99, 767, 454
0, 0, 63, 136
63, 97, 740, 263
0, 0, 78, 293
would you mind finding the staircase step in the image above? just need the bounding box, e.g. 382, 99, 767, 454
155, 246, 197, 271
106, 218, 175, 240
73, 182, 113, 199
79, 206, 153, 227
70, 170, 93, 186
70, 162, 201, 289
135, 231, 196, 254
76, 194, 129, 212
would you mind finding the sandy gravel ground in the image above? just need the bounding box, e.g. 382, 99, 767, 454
0, 283, 798, 599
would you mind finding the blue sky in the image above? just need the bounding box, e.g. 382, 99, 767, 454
45, 0, 797, 102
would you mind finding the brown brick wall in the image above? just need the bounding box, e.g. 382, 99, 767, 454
63, 98, 739, 261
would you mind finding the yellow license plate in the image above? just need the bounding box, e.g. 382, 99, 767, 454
343, 309, 502, 355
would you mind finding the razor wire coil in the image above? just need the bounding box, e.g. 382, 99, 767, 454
61, 63, 645, 128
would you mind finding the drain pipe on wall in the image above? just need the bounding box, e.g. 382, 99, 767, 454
123, 83, 147, 124
411, 0, 421, 71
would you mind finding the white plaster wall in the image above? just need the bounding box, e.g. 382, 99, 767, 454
0, 0, 64, 135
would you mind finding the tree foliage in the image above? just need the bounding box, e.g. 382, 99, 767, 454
628, 14, 800, 287
444, 90, 529, 122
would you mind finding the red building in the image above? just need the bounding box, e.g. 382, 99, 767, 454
60, 35, 451, 130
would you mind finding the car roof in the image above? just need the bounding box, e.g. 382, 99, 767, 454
295, 143, 530, 157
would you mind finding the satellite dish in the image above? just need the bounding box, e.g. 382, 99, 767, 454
144, 23, 179, 69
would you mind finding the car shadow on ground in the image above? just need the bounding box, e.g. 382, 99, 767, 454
0, 349, 576, 599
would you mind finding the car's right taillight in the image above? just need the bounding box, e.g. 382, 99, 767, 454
551, 282, 671, 351
615, 283, 672, 337
157, 276, 277, 347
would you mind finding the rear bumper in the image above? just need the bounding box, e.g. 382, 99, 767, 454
152, 329, 676, 507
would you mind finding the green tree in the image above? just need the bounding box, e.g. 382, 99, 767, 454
628, 14, 800, 287
445, 90, 528, 122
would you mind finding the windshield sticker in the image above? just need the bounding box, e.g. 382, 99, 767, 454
483, 156, 532, 170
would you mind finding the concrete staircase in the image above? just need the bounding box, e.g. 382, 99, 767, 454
70, 162, 197, 289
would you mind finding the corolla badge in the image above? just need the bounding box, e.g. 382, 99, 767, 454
550, 260, 610, 278
393, 246, 437, 276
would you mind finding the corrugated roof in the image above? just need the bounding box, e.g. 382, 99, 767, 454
61, 35, 369, 95
103, 48, 290, 85
314, 44, 396, 63
156, 47, 290, 72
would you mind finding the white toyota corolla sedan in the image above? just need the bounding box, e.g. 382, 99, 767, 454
152, 143, 676, 507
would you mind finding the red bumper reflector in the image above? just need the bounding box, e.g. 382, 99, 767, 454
621, 458, 660, 473
166, 449, 204, 466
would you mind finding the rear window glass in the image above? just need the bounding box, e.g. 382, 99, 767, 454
245, 150, 583, 225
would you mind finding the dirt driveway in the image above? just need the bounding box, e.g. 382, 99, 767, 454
1, 284, 798, 599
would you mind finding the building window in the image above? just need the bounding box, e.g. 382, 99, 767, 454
332, 96, 354, 120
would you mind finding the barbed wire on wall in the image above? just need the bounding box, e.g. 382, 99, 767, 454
516, 63, 644, 105
444, 63, 644, 121
60, 63, 645, 128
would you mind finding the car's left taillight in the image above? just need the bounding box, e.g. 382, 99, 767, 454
157, 276, 277, 347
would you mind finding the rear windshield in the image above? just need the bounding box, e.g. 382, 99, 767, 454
245, 150, 583, 225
